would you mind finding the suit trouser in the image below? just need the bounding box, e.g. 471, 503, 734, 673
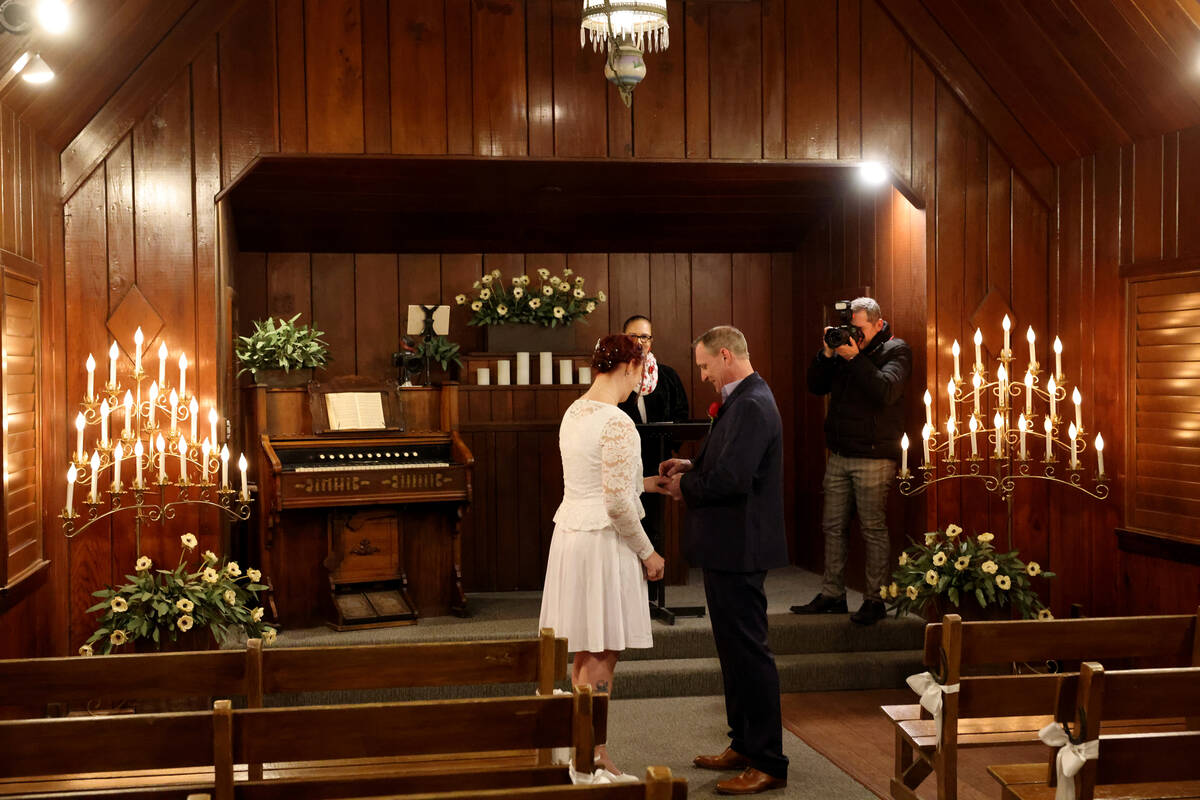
820, 451, 895, 598
702, 569, 789, 779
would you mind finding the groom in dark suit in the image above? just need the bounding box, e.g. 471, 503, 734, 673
657, 326, 790, 795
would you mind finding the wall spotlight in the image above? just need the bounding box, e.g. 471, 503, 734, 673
858, 161, 889, 187
0, 0, 32, 34
0, 0, 68, 35
17, 52, 52, 83
34, 0, 67, 34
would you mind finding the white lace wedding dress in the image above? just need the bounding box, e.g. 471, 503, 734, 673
539, 398, 654, 653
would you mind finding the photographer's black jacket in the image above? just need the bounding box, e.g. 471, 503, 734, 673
807, 321, 912, 461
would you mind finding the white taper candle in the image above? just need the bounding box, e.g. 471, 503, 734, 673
1044, 415, 1053, 461
134, 439, 144, 487
66, 466, 76, 516
75, 412, 85, 461
85, 354, 95, 400
220, 444, 230, 489
89, 450, 100, 501
1095, 433, 1105, 477
239, 453, 248, 500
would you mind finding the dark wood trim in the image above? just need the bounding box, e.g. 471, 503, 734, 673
1119, 255, 1200, 281
0, 558, 50, 613
1115, 527, 1200, 567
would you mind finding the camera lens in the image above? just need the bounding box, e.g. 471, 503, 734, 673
824, 328, 849, 349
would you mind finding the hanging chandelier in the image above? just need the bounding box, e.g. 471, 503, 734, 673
580, 0, 669, 107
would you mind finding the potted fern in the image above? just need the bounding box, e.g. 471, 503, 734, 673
236, 314, 329, 387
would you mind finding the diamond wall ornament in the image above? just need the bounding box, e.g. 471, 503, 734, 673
107, 284, 164, 359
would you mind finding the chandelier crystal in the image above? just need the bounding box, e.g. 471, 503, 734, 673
580, 1, 669, 107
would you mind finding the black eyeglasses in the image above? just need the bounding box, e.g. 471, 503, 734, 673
628, 334, 653, 342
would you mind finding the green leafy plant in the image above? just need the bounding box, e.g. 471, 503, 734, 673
884, 523, 1056, 620
235, 314, 329, 376
80, 533, 275, 655
417, 335, 462, 371
457, 267, 606, 328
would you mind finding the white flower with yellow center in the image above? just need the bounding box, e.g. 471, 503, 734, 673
181, 533, 198, 550
529, 298, 542, 309
977, 532, 994, 543
537, 268, 550, 279
177, 614, 194, 632
479, 288, 491, 300
521, 275, 530, 285
996, 574, 1012, 590
906, 585, 919, 600
1037, 608, 1053, 620
1026, 562, 1041, 577
513, 287, 524, 299
558, 282, 570, 292
879, 586, 888, 599
497, 304, 508, 316
455, 294, 467, 305
925, 533, 937, 546
945, 523, 962, 538
111, 596, 128, 613
202, 567, 220, 584
597, 290, 606, 302
550, 276, 561, 286
585, 301, 596, 313
898, 552, 908, 566
573, 288, 585, 299
542, 285, 553, 296
176, 598, 194, 613
226, 562, 242, 578
924, 570, 939, 586
252, 607, 264, 622
247, 568, 261, 583
481, 274, 493, 285
512, 277, 521, 286
224, 589, 237, 605
263, 627, 278, 644
78, 644, 94, 657
981, 560, 998, 574
471, 301, 483, 311
932, 552, 947, 566
472, 280, 481, 288
553, 307, 565, 319
136, 556, 152, 572
889, 582, 899, 598
575, 275, 585, 285
110, 629, 127, 646
563, 268, 574, 277
491, 268, 501, 278
954, 556, 970, 571
204, 550, 218, 563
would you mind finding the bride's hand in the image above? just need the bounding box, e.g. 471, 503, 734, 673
643, 475, 668, 494
642, 552, 665, 581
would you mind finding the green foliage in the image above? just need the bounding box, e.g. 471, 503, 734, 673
417, 335, 462, 371
457, 267, 606, 328
883, 523, 1056, 621
235, 314, 329, 376
79, 534, 275, 655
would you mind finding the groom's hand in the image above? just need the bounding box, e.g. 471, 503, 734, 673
659, 458, 692, 477
663, 473, 683, 501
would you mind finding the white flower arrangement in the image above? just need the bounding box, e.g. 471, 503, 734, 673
457, 267, 606, 328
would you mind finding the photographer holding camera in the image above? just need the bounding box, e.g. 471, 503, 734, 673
792, 297, 911, 626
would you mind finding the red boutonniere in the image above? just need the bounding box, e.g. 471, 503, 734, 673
707, 400, 722, 421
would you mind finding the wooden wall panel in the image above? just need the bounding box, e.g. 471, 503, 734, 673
525, 0, 554, 157
276, 0, 307, 153
861, 0, 912, 179
305, 0, 365, 153
471, 0, 527, 156
838, 0, 862, 159
708, 2, 762, 159
389, 0, 448, 154
361, 0, 391, 154
633, 0, 686, 159
684, 4, 709, 159
310, 253, 356, 377
551, 0, 607, 158
354, 254, 400, 377
219, 1, 278, 185
785, 0, 837, 159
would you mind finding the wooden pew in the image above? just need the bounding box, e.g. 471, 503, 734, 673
989, 662, 1200, 800
0, 689, 606, 799
884, 610, 1200, 800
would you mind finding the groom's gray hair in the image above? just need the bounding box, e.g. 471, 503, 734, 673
693, 326, 749, 359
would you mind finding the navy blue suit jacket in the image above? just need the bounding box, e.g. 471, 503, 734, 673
680, 372, 790, 572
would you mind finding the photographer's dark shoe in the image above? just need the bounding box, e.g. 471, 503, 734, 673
850, 599, 887, 626
790, 593, 848, 614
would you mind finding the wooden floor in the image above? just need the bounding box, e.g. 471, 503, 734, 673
781, 690, 1046, 800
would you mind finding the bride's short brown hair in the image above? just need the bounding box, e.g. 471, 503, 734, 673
592, 334, 644, 374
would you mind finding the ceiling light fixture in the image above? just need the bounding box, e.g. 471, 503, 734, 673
18, 52, 52, 83
33, 0, 67, 34
580, 0, 669, 108
0, 0, 68, 35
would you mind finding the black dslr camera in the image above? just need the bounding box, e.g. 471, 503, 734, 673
823, 300, 864, 349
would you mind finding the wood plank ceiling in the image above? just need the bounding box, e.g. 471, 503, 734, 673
1, 0, 1199, 163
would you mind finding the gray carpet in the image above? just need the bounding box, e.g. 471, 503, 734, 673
606, 695, 876, 799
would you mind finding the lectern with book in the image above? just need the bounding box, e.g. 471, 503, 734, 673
250, 375, 474, 630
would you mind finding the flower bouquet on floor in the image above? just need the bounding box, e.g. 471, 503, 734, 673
883, 523, 1056, 621
80, 533, 276, 655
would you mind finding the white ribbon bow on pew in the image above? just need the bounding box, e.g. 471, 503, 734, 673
905, 671, 960, 746
1037, 722, 1099, 800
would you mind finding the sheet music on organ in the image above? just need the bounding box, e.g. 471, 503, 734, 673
325, 391, 387, 431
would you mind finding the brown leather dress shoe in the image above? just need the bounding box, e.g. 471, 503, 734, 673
716, 767, 788, 795
692, 747, 752, 770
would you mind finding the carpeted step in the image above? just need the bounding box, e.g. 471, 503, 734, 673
612, 649, 925, 699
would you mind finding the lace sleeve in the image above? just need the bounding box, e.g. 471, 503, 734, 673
600, 416, 655, 560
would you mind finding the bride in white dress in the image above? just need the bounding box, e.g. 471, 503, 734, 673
539, 334, 666, 776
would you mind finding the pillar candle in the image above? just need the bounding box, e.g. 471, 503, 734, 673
75, 412, 85, 461
477, 367, 491, 385
168, 389, 178, 433
496, 360, 511, 385
1018, 414, 1027, 460
65, 466, 76, 516
134, 440, 144, 488
1053, 336, 1063, 380
900, 434, 909, 475
108, 342, 119, 386
1044, 415, 1053, 461
994, 412, 1004, 458
85, 354, 96, 400
969, 416, 978, 458
220, 444, 230, 489
157, 341, 168, 388
1024, 371, 1033, 415
972, 372, 982, 419
923, 390, 932, 428
201, 439, 211, 483
539, 351, 554, 385
99, 399, 110, 446
112, 442, 123, 492
951, 340, 961, 382
973, 328, 983, 372
178, 353, 187, 398
1095, 433, 1105, 477
559, 359, 572, 384
578, 366, 592, 384
89, 450, 99, 501
1048, 376, 1058, 421
157, 434, 167, 482
123, 391, 133, 439
1026, 326, 1037, 369
239, 453, 249, 500
209, 408, 219, 446
133, 327, 143, 373
946, 418, 956, 459
178, 436, 188, 482
1072, 387, 1082, 432
921, 423, 931, 463
516, 352, 531, 385
1002, 315, 1011, 354
1068, 422, 1079, 469
189, 397, 198, 441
